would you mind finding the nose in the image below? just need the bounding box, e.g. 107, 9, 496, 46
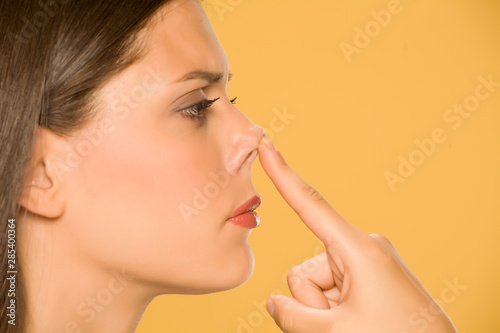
223, 107, 265, 175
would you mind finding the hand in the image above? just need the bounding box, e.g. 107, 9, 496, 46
257, 134, 457, 333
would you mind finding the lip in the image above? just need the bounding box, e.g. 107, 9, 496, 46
228, 194, 261, 228
230, 194, 261, 218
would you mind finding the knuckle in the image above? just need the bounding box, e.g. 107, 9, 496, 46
369, 233, 394, 248
301, 183, 324, 202
286, 268, 296, 280
286, 265, 304, 290
366, 235, 399, 267
286, 267, 302, 287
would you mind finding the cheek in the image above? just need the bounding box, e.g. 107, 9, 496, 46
62, 126, 238, 282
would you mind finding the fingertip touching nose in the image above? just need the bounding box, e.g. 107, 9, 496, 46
225, 120, 265, 175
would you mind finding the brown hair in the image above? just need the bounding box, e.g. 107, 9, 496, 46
0, 1, 174, 331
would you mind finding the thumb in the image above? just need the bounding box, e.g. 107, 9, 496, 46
266, 295, 334, 333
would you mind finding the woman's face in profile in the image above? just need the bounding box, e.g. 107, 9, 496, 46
55, 0, 264, 294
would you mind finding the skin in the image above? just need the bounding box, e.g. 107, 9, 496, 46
18, 1, 263, 332
16, 0, 458, 332
258, 135, 458, 333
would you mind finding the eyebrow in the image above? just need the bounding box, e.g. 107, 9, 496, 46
177, 70, 233, 84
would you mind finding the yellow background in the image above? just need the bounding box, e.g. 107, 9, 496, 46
136, 0, 500, 332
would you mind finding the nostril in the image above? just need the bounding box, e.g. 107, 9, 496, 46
231, 149, 258, 174
225, 125, 264, 174
243, 149, 258, 167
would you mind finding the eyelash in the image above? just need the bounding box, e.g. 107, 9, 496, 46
180, 96, 238, 121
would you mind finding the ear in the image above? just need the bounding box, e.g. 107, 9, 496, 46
18, 127, 65, 218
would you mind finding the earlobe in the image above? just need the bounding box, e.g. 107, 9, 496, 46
17, 130, 66, 219
18, 184, 65, 219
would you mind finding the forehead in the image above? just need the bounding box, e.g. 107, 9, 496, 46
140, 0, 228, 82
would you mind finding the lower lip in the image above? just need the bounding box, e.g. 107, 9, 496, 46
228, 212, 260, 229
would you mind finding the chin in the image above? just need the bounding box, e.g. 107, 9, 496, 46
190, 246, 255, 295
222, 248, 255, 291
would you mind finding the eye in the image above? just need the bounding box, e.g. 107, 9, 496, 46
180, 96, 238, 122
180, 97, 219, 121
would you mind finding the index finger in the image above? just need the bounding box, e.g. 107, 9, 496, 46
257, 134, 364, 248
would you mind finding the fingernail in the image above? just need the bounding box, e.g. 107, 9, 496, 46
261, 134, 275, 150
266, 297, 275, 316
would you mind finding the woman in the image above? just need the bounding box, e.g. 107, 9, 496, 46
0, 0, 458, 332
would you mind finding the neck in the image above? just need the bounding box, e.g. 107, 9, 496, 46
19, 214, 155, 333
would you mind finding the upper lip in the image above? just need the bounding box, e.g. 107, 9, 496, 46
230, 194, 261, 218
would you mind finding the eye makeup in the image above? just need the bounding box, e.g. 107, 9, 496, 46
179, 96, 238, 122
